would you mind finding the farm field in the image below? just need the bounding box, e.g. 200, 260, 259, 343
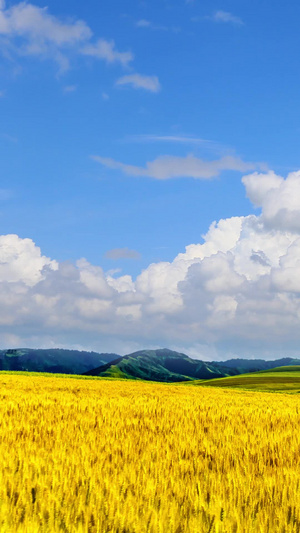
1, 373, 300, 532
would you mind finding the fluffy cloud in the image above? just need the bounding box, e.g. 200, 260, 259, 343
243, 170, 300, 231
92, 154, 260, 180
0, 234, 57, 285
116, 74, 161, 93
1, 170, 300, 358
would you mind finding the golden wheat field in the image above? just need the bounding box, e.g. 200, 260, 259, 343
0, 374, 300, 532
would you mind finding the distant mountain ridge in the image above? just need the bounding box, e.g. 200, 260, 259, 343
213, 357, 300, 374
0, 348, 117, 374
1, 347, 300, 382
85, 349, 240, 381
85, 349, 300, 382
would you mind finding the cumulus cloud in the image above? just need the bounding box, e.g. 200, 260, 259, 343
243, 170, 300, 231
105, 248, 141, 260
0, 234, 57, 286
1, 170, 300, 358
92, 153, 259, 180
116, 74, 161, 93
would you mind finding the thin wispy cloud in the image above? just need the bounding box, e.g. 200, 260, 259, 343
135, 19, 180, 33
63, 85, 77, 93
121, 134, 238, 158
92, 154, 260, 180
0, 188, 13, 200
105, 248, 141, 260
212, 11, 244, 25
126, 134, 214, 145
136, 19, 151, 28
1, 132, 18, 143
116, 74, 161, 93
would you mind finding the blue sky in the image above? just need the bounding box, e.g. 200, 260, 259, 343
1, 0, 300, 358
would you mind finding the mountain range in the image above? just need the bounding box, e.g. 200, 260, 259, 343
1, 347, 300, 382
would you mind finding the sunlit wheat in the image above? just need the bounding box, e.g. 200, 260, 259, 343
0, 374, 299, 532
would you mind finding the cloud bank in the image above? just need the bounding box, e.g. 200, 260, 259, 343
1, 170, 300, 358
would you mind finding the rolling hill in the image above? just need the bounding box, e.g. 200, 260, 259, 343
84, 348, 239, 382
0, 348, 117, 374
192, 365, 300, 392
213, 357, 300, 374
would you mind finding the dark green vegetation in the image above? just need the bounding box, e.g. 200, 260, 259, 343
0, 349, 117, 374
193, 366, 300, 392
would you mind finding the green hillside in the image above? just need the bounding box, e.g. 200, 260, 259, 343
192, 365, 300, 392
84, 349, 238, 382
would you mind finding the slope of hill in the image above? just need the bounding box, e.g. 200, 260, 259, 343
84, 349, 238, 382
192, 365, 300, 392
0, 349, 117, 374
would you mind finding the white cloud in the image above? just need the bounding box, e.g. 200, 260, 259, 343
1, 171, 300, 358
0, 3, 160, 88
81, 38, 133, 67
0, 234, 57, 286
105, 248, 141, 260
212, 11, 243, 25
0, 2, 91, 70
92, 153, 260, 180
116, 74, 161, 93
0, 2, 134, 74
243, 170, 300, 231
